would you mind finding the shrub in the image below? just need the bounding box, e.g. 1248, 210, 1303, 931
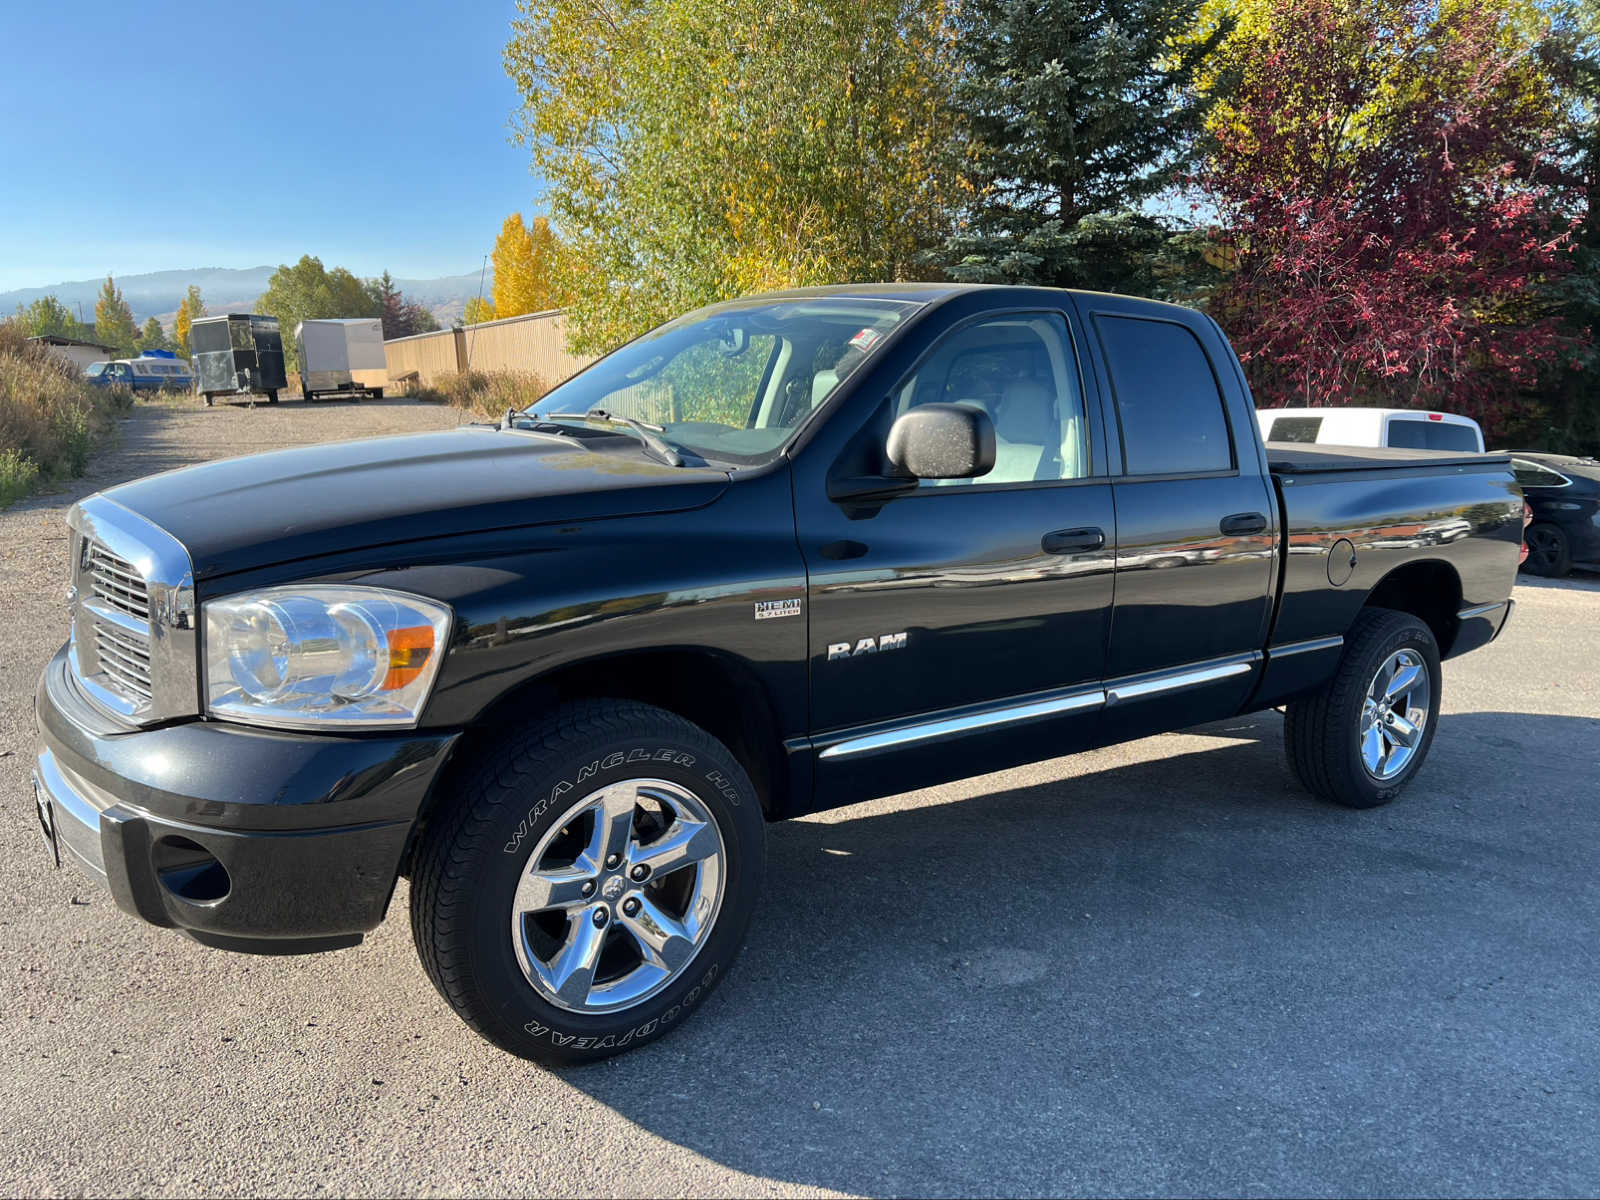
0, 449, 40, 508
413, 369, 550, 418
0, 321, 130, 508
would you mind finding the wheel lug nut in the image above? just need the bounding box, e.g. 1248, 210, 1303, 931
592, 908, 609, 927
605, 853, 621, 869
622, 898, 640, 917
630, 864, 650, 882
581, 880, 595, 897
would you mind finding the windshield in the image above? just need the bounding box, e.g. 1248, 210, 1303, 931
85, 362, 107, 377
526, 296, 921, 465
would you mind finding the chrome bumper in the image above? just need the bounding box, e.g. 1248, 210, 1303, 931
33, 745, 109, 887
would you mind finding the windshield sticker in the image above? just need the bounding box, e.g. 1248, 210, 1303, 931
848, 328, 883, 352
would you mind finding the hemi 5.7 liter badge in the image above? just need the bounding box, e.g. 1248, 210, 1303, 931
754, 598, 803, 620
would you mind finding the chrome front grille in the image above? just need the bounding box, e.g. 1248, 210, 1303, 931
66, 496, 198, 724
91, 616, 154, 700
84, 542, 149, 620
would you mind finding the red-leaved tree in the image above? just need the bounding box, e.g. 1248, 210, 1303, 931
1201, 0, 1580, 436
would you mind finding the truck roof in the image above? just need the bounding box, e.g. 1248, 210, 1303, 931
735, 282, 1201, 317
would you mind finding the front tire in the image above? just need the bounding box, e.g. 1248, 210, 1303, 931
410, 699, 764, 1065
1284, 607, 1442, 808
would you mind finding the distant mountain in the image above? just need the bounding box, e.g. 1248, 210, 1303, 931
0, 266, 487, 329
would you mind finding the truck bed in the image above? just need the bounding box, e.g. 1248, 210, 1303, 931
1266, 443, 1509, 474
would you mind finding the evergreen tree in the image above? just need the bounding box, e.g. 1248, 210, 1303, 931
135, 317, 171, 354
1529, 0, 1600, 452
93, 274, 137, 354
370, 269, 440, 338
935, 0, 1230, 291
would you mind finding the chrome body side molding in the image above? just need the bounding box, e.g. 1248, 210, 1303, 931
818, 686, 1105, 760
1103, 653, 1261, 706
817, 652, 1266, 760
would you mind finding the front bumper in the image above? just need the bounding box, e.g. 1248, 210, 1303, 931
33, 645, 460, 953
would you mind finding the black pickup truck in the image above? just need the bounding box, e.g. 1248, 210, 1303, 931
34, 284, 1522, 1064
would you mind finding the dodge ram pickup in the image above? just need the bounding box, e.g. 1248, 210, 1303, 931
33, 284, 1522, 1064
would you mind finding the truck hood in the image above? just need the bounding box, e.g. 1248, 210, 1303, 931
101, 426, 730, 579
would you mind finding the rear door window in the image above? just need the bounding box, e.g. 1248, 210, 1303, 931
1096, 316, 1233, 475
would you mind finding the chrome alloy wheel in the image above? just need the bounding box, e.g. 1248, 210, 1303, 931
510, 779, 726, 1014
1359, 650, 1431, 780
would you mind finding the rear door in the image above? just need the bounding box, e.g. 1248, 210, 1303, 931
1073, 296, 1277, 740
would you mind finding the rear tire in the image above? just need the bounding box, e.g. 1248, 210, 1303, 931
1284, 607, 1442, 809
202, 392, 214, 407
1522, 523, 1571, 578
410, 699, 764, 1065
266, 389, 279, 404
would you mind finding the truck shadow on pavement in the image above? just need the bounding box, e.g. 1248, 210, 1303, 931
558, 709, 1600, 1197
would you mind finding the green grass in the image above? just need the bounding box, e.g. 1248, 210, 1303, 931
0, 321, 132, 509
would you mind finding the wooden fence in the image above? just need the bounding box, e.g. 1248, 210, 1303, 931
384, 310, 596, 390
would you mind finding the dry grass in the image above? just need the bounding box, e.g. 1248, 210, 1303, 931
0, 322, 132, 507
412, 369, 551, 419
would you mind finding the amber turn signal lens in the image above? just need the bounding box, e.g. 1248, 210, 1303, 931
384, 625, 435, 690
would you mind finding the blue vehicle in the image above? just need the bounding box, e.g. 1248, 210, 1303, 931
85, 350, 194, 393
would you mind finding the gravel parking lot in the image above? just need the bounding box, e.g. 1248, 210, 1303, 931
2, 398, 1597, 1198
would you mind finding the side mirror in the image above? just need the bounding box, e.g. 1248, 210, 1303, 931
886, 403, 996, 480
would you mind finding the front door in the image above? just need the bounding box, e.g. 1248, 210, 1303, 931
797, 309, 1117, 807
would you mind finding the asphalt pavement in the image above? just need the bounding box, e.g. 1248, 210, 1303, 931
1, 399, 1596, 1197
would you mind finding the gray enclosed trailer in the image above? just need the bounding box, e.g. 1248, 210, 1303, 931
296, 318, 387, 402
190, 314, 287, 405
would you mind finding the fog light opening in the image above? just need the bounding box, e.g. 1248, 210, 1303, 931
153, 835, 231, 904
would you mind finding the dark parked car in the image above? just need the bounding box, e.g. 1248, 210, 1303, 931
33, 285, 1522, 1066
1502, 451, 1600, 577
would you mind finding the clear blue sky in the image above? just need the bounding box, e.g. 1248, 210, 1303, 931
0, 0, 537, 290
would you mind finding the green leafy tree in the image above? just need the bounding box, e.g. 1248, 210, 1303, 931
12, 295, 85, 340
934, 0, 1231, 291
135, 317, 171, 355
93, 275, 137, 354
256, 256, 380, 371
507, 0, 964, 352
173, 285, 205, 358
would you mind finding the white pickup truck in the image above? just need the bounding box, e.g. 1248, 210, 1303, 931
1257, 407, 1484, 453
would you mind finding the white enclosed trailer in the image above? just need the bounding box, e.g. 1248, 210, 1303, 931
295, 318, 387, 402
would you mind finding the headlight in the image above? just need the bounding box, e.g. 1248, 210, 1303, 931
204, 586, 452, 729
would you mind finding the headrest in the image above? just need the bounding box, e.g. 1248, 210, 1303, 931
996, 380, 1054, 442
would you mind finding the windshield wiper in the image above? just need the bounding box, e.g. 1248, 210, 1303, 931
538, 409, 685, 467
